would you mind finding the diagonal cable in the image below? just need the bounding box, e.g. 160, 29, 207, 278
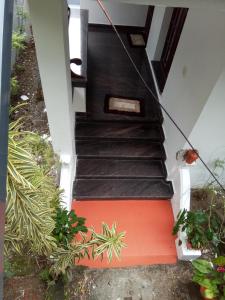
96, 0, 225, 193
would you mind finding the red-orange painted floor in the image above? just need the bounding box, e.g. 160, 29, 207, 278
72, 200, 177, 268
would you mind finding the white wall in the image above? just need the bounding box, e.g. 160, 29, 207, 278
147, 8, 225, 216
81, 0, 148, 27
187, 70, 225, 187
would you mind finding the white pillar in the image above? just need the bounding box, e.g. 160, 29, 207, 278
28, 0, 74, 158
28, 0, 75, 208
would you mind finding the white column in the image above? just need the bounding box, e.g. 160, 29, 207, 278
28, 0, 74, 158
28, 0, 75, 208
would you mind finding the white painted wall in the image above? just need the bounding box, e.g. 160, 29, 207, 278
187, 70, 225, 187
147, 8, 225, 216
81, 0, 148, 27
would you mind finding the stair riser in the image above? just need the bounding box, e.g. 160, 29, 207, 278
76, 122, 164, 141
73, 179, 173, 200
76, 159, 167, 179
76, 140, 166, 159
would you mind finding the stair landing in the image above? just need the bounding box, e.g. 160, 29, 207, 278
72, 200, 177, 268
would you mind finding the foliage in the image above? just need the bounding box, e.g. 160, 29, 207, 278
174, 158, 225, 254
4, 256, 37, 278
10, 76, 19, 96
50, 223, 126, 278
173, 209, 222, 251
24, 133, 59, 174
12, 31, 26, 50
16, 5, 29, 33
5, 117, 60, 257
53, 208, 87, 248
90, 223, 126, 262
192, 257, 225, 299
5, 106, 126, 287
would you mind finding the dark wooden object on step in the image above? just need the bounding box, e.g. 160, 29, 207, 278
73, 27, 173, 200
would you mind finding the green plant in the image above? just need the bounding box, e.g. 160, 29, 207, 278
50, 223, 126, 278
5, 117, 60, 257
5, 106, 126, 286
173, 209, 222, 251
12, 31, 26, 50
192, 257, 225, 299
10, 76, 19, 96
53, 208, 88, 248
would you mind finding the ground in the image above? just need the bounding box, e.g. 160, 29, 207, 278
65, 263, 200, 300
4, 262, 201, 300
11, 38, 49, 134
4, 275, 46, 300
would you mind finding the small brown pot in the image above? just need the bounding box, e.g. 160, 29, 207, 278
184, 149, 199, 164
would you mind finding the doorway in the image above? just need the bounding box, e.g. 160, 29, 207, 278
152, 8, 188, 93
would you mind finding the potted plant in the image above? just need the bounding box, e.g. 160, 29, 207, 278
184, 149, 199, 164
173, 209, 222, 251
192, 257, 225, 299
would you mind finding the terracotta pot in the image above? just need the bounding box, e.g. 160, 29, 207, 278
200, 286, 216, 300
184, 149, 199, 164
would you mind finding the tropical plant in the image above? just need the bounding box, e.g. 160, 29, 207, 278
50, 223, 126, 278
192, 257, 225, 299
12, 31, 26, 50
53, 208, 87, 248
173, 209, 222, 251
5, 106, 126, 286
5, 117, 60, 256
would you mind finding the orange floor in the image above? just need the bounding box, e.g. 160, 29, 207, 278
72, 200, 177, 268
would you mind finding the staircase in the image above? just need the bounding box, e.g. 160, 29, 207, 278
71, 27, 176, 267
73, 117, 173, 200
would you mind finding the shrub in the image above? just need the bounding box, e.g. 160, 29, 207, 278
173, 209, 222, 251
10, 76, 19, 96
192, 257, 225, 299
53, 208, 87, 248
5, 118, 59, 257
12, 31, 26, 50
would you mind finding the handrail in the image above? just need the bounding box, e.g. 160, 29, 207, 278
96, 0, 225, 193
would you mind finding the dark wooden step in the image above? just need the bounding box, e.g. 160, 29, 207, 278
73, 178, 173, 199
76, 158, 167, 179
76, 121, 164, 141
76, 140, 166, 159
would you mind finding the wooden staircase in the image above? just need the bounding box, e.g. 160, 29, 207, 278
73, 117, 173, 200
71, 27, 176, 267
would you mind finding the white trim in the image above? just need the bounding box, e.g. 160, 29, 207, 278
176, 232, 201, 261
59, 154, 76, 209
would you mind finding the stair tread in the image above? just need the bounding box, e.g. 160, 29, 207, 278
77, 158, 167, 178
76, 140, 166, 159
76, 121, 164, 141
73, 178, 173, 199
